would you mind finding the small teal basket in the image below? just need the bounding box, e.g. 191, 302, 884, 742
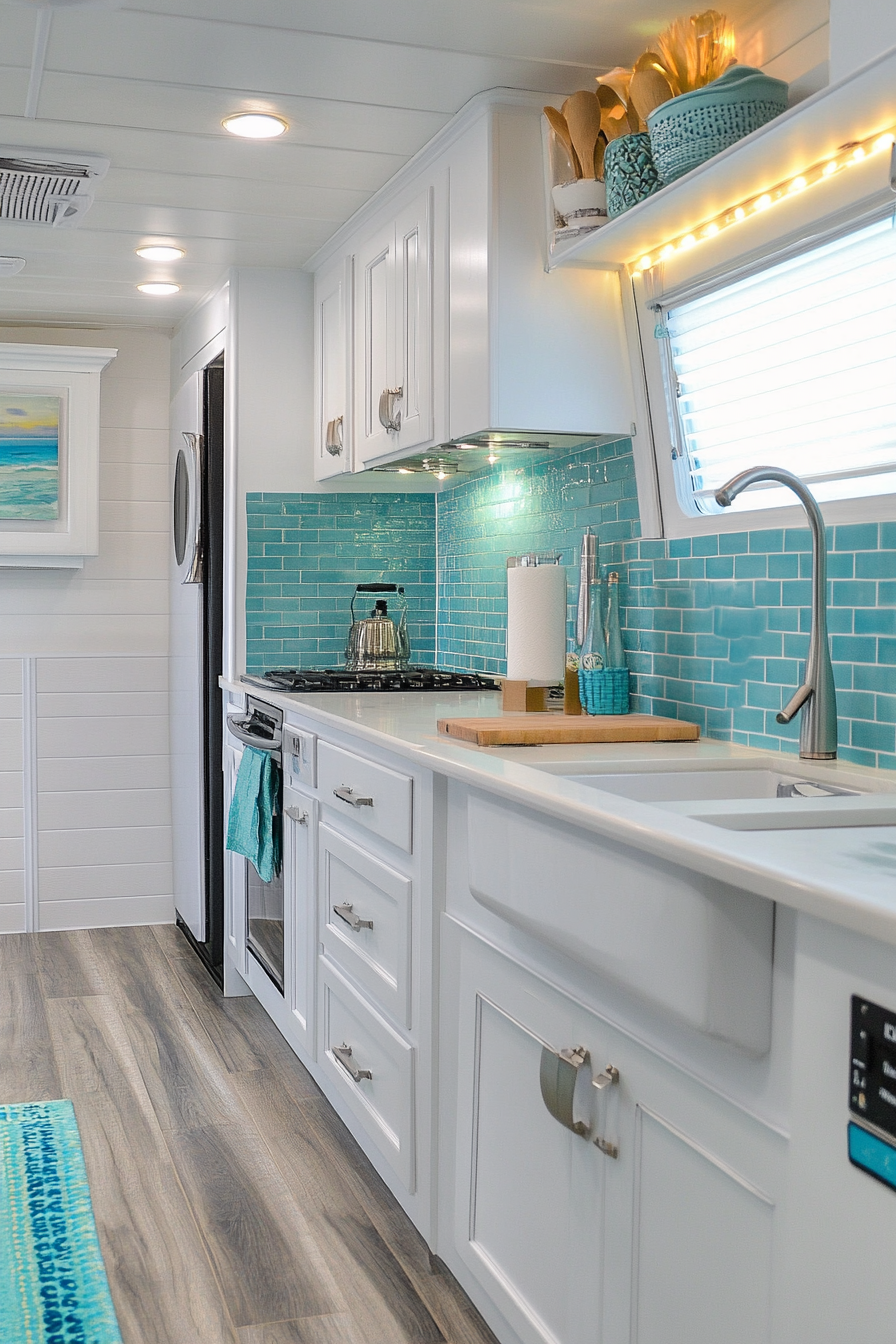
578, 667, 630, 715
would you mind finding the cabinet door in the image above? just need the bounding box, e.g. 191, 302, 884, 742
443, 923, 783, 1344
354, 218, 396, 465
395, 187, 433, 453
284, 786, 317, 1057
447, 926, 607, 1344
313, 257, 352, 479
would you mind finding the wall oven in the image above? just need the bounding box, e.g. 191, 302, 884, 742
225, 696, 285, 991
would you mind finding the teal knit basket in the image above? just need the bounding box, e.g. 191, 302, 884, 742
578, 667, 630, 715
647, 65, 788, 184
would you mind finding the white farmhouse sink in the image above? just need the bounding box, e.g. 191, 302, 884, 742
466, 789, 774, 1055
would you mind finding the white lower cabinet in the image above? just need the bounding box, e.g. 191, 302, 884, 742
441, 919, 785, 1344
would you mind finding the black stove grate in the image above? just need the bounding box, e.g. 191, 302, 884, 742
242, 667, 499, 694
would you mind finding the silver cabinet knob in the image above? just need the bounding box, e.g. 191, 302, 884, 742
284, 806, 308, 825
333, 1042, 372, 1083
334, 902, 374, 932
333, 785, 374, 808
378, 387, 402, 432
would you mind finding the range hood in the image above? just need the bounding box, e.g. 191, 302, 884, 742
371, 429, 608, 479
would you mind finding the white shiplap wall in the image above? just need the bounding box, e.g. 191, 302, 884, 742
0, 326, 173, 932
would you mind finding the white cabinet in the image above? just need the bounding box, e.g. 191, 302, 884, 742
313, 255, 352, 479
441, 921, 785, 1344
309, 94, 635, 478
353, 186, 434, 467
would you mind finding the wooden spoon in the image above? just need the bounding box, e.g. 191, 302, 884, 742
562, 91, 604, 180
544, 105, 581, 177
629, 66, 674, 123
593, 134, 606, 180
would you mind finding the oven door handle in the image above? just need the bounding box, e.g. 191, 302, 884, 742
226, 716, 282, 752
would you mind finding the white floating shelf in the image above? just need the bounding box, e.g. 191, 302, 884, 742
552, 44, 896, 271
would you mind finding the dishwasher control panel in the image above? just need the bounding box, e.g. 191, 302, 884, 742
850, 995, 896, 1139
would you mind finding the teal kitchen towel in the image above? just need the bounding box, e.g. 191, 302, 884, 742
226, 745, 281, 882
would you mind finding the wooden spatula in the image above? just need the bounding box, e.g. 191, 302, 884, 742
543, 105, 581, 177
562, 91, 604, 180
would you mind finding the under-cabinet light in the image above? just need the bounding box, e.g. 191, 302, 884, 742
634, 124, 896, 273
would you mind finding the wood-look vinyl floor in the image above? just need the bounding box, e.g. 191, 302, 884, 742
0, 925, 498, 1344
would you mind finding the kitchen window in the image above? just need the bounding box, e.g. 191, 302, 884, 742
632, 176, 896, 538
657, 211, 896, 518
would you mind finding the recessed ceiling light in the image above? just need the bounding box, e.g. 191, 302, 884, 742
0, 257, 26, 277
222, 113, 288, 139
137, 282, 180, 296
136, 245, 185, 261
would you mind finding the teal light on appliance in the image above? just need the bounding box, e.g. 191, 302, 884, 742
848, 1122, 896, 1192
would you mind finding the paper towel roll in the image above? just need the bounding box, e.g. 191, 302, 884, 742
506, 563, 567, 682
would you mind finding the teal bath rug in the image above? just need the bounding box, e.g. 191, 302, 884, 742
0, 1100, 122, 1344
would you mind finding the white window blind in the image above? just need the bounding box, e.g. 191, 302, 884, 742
663, 213, 896, 514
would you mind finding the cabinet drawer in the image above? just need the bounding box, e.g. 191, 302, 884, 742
319, 958, 415, 1190
318, 741, 413, 853
319, 823, 412, 1027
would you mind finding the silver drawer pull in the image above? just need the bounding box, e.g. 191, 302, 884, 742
333, 1042, 372, 1083
325, 414, 344, 455
333, 785, 374, 808
284, 806, 308, 825
334, 902, 374, 933
592, 1063, 619, 1159
539, 1044, 591, 1139
378, 386, 402, 433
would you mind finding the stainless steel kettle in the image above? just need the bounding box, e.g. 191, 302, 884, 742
345, 584, 411, 671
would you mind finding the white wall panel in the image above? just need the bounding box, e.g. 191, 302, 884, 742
38, 755, 169, 793
40, 862, 172, 903
36, 656, 167, 693
0, 330, 174, 933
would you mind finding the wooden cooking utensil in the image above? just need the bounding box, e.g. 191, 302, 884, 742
543, 104, 581, 177
629, 66, 674, 122
562, 91, 604, 180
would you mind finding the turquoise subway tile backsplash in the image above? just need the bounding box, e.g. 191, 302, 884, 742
245, 438, 895, 770
245, 492, 435, 673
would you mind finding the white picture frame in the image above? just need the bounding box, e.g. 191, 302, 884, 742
0, 343, 117, 567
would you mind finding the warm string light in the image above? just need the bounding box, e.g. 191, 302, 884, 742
632, 125, 896, 274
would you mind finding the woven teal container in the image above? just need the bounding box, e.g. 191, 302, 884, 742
647, 65, 788, 184
578, 667, 630, 715
604, 134, 663, 218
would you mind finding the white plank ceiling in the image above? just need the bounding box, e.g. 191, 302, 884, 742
0, 0, 782, 328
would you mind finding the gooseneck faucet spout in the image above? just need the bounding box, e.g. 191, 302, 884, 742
714, 466, 837, 759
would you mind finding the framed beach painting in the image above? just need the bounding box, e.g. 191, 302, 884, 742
0, 392, 63, 520
0, 345, 116, 566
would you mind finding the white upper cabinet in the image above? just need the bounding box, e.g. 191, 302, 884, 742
313, 256, 353, 480
354, 186, 434, 468
309, 93, 635, 476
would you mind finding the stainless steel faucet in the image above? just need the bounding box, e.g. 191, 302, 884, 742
714, 466, 838, 760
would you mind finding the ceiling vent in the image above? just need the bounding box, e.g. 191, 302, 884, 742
0, 148, 109, 228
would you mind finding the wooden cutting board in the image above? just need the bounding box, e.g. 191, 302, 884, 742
438, 713, 700, 746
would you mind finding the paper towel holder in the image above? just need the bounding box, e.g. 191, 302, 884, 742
503, 553, 563, 712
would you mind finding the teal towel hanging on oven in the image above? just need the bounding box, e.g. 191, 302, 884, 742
226, 745, 281, 882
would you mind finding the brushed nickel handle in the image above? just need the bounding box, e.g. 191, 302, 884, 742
333, 1042, 372, 1083
378, 387, 402, 432
325, 415, 343, 455
333, 785, 373, 808
284, 807, 308, 825
592, 1063, 619, 1158
334, 902, 374, 932
539, 1044, 591, 1138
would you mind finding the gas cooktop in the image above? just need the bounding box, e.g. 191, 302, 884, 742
242, 667, 500, 694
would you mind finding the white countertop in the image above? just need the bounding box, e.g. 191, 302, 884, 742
224, 680, 896, 946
